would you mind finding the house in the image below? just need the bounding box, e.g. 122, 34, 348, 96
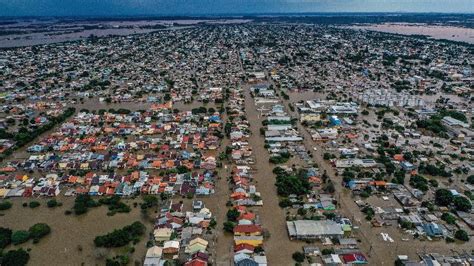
185, 237, 208, 254
143, 246, 163, 266
322, 254, 343, 265
234, 243, 255, 254
162, 240, 180, 255
303, 246, 320, 256
341, 253, 368, 264
422, 222, 445, 238
154, 228, 173, 242
329, 115, 342, 127
233, 224, 263, 236
233, 235, 264, 247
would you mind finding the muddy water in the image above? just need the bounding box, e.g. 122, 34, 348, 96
349, 24, 474, 44
243, 87, 304, 265
0, 196, 151, 266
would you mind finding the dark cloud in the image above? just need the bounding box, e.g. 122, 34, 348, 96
0, 0, 472, 16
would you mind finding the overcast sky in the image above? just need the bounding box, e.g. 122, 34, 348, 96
1, 0, 473, 17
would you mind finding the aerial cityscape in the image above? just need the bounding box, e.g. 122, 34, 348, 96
0, 3, 473, 266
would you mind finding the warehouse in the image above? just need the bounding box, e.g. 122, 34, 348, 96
286, 220, 344, 240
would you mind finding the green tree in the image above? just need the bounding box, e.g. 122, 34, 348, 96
453, 196, 472, 212
223, 221, 236, 233
454, 229, 469, 241
0, 227, 12, 248
11, 231, 30, 245
1, 248, 30, 266
0, 201, 12, 210
435, 189, 454, 206
29, 201, 40, 208
292, 251, 305, 262
28, 223, 51, 242
467, 175, 474, 185
441, 213, 456, 225
226, 208, 240, 222
47, 199, 59, 208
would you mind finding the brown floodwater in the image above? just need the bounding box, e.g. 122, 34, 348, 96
0, 196, 151, 266
349, 23, 474, 44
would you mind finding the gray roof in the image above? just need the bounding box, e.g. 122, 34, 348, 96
287, 220, 343, 237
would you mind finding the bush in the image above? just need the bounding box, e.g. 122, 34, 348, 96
292, 251, 305, 262
12, 230, 30, 245
1, 248, 30, 266
454, 230, 469, 241
28, 223, 51, 242
453, 196, 472, 212
29, 201, 41, 208
0, 227, 12, 248
47, 199, 59, 208
0, 201, 12, 210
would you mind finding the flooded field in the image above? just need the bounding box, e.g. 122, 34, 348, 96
349, 23, 474, 44
0, 196, 151, 266
0, 19, 251, 48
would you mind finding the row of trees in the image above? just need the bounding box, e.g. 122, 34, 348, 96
0, 223, 51, 248
94, 221, 145, 248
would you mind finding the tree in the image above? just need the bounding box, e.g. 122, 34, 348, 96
435, 189, 453, 206
467, 175, 474, 185
94, 222, 145, 248
454, 229, 469, 241
226, 208, 240, 222
0, 201, 12, 210
292, 251, 305, 263
12, 230, 30, 245
441, 213, 456, 224
453, 196, 472, 212
1, 248, 30, 266
223, 221, 236, 233
28, 223, 51, 242
321, 248, 335, 255
0, 227, 12, 248
29, 201, 41, 208
47, 199, 59, 208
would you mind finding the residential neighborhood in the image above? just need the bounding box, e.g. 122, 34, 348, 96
0, 14, 473, 266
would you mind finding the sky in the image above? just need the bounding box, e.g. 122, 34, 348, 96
0, 0, 473, 17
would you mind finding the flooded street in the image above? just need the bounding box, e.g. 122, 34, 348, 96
243, 87, 304, 265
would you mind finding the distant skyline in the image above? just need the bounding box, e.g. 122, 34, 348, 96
1, 0, 473, 17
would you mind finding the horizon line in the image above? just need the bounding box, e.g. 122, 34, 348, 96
1, 11, 474, 19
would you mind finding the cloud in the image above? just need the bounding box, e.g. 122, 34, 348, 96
0, 0, 472, 16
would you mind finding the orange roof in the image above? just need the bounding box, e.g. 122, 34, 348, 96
393, 154, 404, 161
